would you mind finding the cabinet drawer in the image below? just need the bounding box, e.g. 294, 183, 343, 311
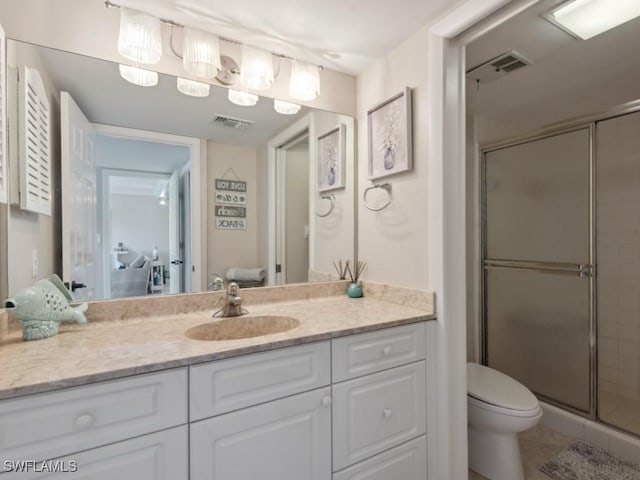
190, 387, 332, 480
332, 361, 426, 470
2, 426, 188, 479
0, 368, 187, 462
190, 341, 330, 421
332, 323, 426, 382
333, 436, 427, 480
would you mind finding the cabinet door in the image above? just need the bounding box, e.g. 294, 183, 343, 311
190, 387, 332, 480
332, 362, 426, 470
333, 436, 427, 480
2, 426, 188, 479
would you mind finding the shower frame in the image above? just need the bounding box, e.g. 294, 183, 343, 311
479, 99, 640, 424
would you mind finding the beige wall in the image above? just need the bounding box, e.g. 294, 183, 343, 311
0, 0, 356, 116
206, 142, 259, 280
355, 25, 431, 289
4, 41, 60, 295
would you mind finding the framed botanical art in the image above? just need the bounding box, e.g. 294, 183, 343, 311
367, 87, 413, 180
317, 123, 346, 192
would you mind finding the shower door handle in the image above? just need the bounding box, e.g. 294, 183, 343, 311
484, 259, 593, 277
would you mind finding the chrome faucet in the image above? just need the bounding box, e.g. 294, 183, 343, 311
213, 282, 247, 317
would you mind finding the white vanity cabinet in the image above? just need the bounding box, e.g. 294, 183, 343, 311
0, 321, 432, 480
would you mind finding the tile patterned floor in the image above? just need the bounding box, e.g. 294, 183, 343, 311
469, 425, 575, 480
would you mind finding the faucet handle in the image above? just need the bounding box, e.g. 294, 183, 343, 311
227, 282, 240, 295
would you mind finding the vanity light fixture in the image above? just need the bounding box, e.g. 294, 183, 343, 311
117, 6, 162, 64
545, 0, 640, 40
177, 78, 210, 97
240, 45, 275, 91
182, 27, 221, 79
289, 60, 320, 101
274, 99, 301, 115
106, 1, 324, 98
228, 89, 259, 106
118, 64, 158, 87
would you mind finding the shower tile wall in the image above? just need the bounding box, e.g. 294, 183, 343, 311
597, 110, 640, 433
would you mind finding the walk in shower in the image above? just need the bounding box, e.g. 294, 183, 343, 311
482, 106, 640, 435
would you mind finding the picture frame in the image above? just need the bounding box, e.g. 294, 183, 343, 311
367, 87, 413, 180
317, 123, 346, 192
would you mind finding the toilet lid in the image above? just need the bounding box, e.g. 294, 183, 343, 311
467, 363, 538, 412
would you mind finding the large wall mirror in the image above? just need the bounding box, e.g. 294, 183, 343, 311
1, 39, 356, 302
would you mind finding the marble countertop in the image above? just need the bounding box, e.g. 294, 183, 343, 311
0, 289, 435, 400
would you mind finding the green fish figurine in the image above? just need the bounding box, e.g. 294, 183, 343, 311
3, 274, 88, 341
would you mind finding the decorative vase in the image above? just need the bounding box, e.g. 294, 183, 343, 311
328, 167, 336, 186
383, 147, 395, 170
347, 282, 363, 298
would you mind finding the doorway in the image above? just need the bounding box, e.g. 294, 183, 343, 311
92, 125, 197, 299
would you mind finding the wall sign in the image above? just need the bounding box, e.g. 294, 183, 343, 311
215, 175, 247, 230
215, 191, 247, 205
215, 179, 246, 192
215, 205, 246, 217
216, 218, 247, 230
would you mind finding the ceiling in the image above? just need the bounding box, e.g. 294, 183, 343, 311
467, 0, 640, 141
117, 0, 459, 74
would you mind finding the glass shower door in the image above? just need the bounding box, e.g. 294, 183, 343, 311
483, 127, 593, 413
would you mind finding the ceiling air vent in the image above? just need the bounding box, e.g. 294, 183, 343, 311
211, 114, 254, 131
466, 50, 532, 84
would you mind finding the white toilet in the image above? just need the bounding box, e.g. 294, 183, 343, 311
467, 362, 542, 480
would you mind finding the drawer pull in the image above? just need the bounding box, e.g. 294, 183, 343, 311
382, 346, 392, 356
383, 408, 393, 419
321, 396, 332, 407
74, 413, 95, 430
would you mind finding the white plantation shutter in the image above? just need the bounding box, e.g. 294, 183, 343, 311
18, 65, 51, 215
0, 25, 7, 204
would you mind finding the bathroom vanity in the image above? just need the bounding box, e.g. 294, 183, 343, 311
0, 282, 435, 479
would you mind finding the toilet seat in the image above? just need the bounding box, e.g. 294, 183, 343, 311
468, 393, 541, 417
467, 363, 539, 414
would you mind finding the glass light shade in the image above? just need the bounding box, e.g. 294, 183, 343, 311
117, 7, 162, 64
274, 99, 301, 115
228, 89, 259, 106
548, 0, 640, 40
289, 60, 320, 101
240, 45, 274, 90
177, 78, 210, 97
183, 28, 221, 79
119, 64, 158, 87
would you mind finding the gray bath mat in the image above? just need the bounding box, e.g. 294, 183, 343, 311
540, 441, 640, 479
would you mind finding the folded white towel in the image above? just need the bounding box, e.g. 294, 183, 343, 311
226, 268, 265, 283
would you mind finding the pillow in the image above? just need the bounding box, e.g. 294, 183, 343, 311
129, 255, 147, 269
